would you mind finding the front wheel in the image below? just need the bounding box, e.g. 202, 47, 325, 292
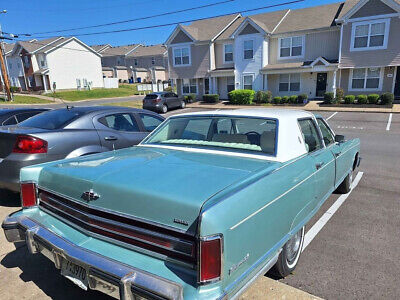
336, 171, 352, 194
272, 226, 305, 278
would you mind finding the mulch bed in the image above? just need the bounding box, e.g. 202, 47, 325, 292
196, 101, 308, 107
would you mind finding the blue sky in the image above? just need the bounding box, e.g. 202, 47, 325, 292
3, 0, 341, 46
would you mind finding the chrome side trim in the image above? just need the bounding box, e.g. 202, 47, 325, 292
2, 214, 184, 300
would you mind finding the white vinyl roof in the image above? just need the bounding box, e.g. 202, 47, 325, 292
169, 109, 314, 162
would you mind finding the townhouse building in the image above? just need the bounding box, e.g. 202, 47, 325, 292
166, 0, 400, 100
94, 44, 141, 82
7, 37, 103, 91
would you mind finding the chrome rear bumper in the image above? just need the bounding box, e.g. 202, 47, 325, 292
2, 214, 184, 300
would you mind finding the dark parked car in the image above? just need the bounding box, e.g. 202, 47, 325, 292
0, 108, 48, 126
0, 106, 164, 192
142, 92, 186, 113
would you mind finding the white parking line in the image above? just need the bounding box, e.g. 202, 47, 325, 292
302, 171, 364, 251
386, 113, 392, 131
326, 112, 338, 120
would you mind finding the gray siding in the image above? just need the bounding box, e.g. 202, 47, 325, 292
340, 17, 400, 68
339, 67, 395, 95
215, 42, 234, 69
171, 30, 193, 44
238, 24, 260, 35
351, 0, 396, 19
268, 29, 340, 65
168, 44, 210, 79
101, 56, 125, 67
125, 55, 166, 69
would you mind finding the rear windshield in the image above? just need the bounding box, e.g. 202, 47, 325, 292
18, 109, 85, 129
144, 94, 158, 100
142, 116, 277, 156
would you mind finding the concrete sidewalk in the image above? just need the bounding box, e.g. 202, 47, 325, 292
13, 93, 62, 103
240, 276, 323, 299
187, 100, 400, 113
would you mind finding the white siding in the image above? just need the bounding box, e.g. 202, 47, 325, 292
234, 33, 265, 91
46, 40, 103, 90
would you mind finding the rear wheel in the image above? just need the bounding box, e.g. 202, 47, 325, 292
180, 100, 186, 109
161, 104, 168, 114
336, 171, 352, 194
272, 226, 305, 278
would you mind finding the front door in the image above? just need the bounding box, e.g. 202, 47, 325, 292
316, 73, 328, 98
394, 67, 400, 99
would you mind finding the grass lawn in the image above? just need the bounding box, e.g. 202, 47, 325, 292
47, 84, 140, 101
104, 100, 143, 109
0, 95, 52, 104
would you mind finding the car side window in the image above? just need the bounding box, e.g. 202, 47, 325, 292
140, 114, 163, 132
172, 93, 178, 98
99, 113, 139, 132
317, 118, 335, 146
298, 119, 323, 152
2, 116, 18, 126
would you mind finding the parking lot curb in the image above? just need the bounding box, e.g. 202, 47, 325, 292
187, 102, 400, 114
240, 276, 323, 300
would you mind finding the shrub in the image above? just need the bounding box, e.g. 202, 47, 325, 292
184, 93, 196, 103
357, 94, 368, 105
380, 92, 394, 105
336, 88, 344, 101
297, 94, 308, 104
323, 92, 336, 104
254, 91, 273, 104
164, 86, 173, 92
281, 96, 289, 104
203, 94, 219, 103
367, 94, 379, 104
10, 86, 20, 93
273, 96, 282, 104
228, 89, 255, 105
289, 95, 298, 104
344, 95, 355, 104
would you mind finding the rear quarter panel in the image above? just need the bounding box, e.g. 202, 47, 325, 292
199, 155, 318, 296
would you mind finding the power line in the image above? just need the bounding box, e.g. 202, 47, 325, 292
12, 0, 305, 39
7, 0, 235, 36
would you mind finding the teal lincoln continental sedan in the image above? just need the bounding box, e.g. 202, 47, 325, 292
2, 109, 360, 299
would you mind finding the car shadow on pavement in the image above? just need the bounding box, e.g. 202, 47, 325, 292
0, 189, 20, 207
1, 245, 112, 299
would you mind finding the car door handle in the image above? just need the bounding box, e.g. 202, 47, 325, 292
315, 162, 325, 170
104, 136, 118, 141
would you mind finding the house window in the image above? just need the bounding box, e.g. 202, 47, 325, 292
8, 62, 12, 69
182, 79, 197, 94
279, 73, 300, 92
224, 44, 233, 63
151, 57, 155, 65
243, 75, 253, 90
243, 40, 253, 60
279, 36, 303, 58
23, 56, 30, 67
134, 59, 138, 66
351, 67, 382, 90
173, 47, 190, 66
76, 79, 81, 89
351, 19, 389, 51
227, 76, 235, 93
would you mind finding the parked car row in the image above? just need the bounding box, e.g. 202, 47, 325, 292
1, 107, 360, 299
0, 106, 164, 192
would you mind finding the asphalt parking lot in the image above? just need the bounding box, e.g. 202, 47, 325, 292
0, 107, 398, 299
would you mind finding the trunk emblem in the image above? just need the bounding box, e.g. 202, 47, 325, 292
81, 189, 100, 202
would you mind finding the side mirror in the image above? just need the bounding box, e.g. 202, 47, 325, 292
335, 134, 345, 143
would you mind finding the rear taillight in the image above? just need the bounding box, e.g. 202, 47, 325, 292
13, 136, 47, 154
21, 182, 37, 208
199, 234, 223, 283
152, 98, 162, 103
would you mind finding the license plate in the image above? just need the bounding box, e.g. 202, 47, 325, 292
61, 258, 88, 290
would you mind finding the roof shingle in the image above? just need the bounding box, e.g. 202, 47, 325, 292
127, 44, 167, 57
100, 44, 140, 57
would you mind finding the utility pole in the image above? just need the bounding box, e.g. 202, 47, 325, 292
0, 10, 12, 102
